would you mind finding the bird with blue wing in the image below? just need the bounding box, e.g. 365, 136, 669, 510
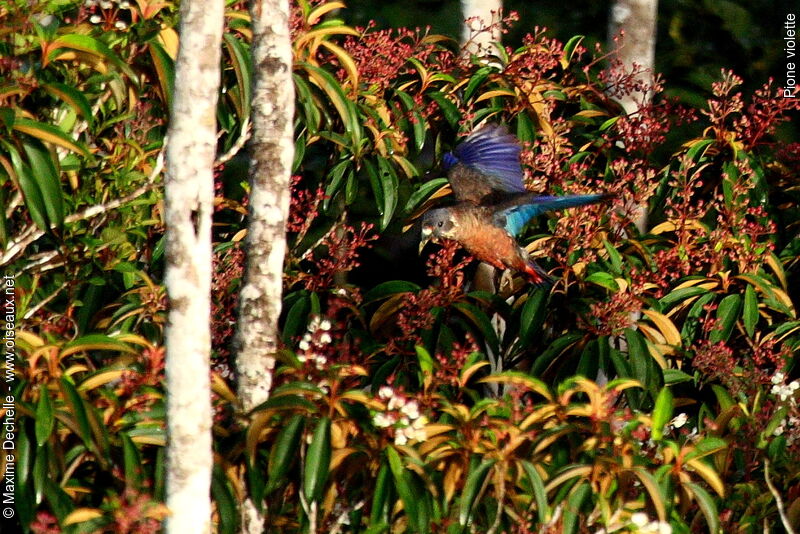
419, 124, 612, 286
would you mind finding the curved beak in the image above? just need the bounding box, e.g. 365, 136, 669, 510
419, 227, 433, 255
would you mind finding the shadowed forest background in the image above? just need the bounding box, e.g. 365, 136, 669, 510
2, 0, 800, 532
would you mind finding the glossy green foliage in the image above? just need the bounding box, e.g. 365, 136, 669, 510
4, 1, 800, 533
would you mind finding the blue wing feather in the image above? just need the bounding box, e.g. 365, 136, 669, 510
495, 193, 610, 236
445, 124, 526, 194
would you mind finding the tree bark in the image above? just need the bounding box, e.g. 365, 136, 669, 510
460, 0, 503, 57
162, 0, 224, 532
608, 0, 659, 115
235, 0, 295, 531
608, 0, 658, 233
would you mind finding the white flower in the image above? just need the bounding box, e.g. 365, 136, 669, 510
373, 413, 394, 428
119, 0, 131, 7
630, 512, 649, 528
320, 319, 332, 331
670, 413, 688, 429
790, 380, 799, 391
394, 432, 408, 446
99, 0, 112, 8
84, 0, 98, 6
772, 372, 786, 385
298, 340, 310, 351
387, 396, 405, 411
774, 424, 785, 436
114, 20, 127, 30
89, 14, 102, 23
378, 386, 394, 400
297, 354, 307, 363
319, 332, 332, 345
401, 400, 420, 420
314, 355, 327, 369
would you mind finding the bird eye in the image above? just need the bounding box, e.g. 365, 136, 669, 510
437, 221, 444, 227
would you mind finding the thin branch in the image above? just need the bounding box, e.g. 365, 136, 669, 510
5, 191, 22, 219
486, 474, 506, 534
215, 117, 251, 166
764, 458, 796, 534
329, 499, 365, 534
1, 146, 165, 266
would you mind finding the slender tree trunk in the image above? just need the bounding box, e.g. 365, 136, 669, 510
163, 0, 224, 532
608, 0, 658, 233
608, 0, 659, 114
235, 0, 294, 531
460, 0, 503, 57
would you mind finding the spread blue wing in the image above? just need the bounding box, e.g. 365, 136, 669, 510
444, 124, 526, 195
494, 193, 610, 236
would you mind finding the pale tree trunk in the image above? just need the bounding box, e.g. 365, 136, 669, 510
460, 0, 503, 57
608, 0, 658, 233
163, 0, 224, 532
235, 0, 295, 531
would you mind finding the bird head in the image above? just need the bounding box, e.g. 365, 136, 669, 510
419, 208, 457, 254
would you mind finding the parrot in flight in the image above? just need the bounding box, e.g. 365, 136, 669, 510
419, 124, 611, 286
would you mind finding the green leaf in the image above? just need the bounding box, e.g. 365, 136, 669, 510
458, 458, 496, 527
403, 177, 448, 214
13, 117, 92, 158
369, 463, 392, 526
685, 139, 715, 162
50, 33, 138, 83
323, 159, 352, 209
223, 33, 252, 119
463, 66, 493, 101
59, 378, 95, 454
663, 368, 693, 385
518, 288, 549, 349
684, 482, 720, 533
521, 461, 549, 524
2, 140, 49, 230
395, 90, 426, 152
122, 433, 142, 488
34, 387, 55, 447
584, 271, 619, 291
415, 345, 434, 380
453, 301, 500, 355
302, 63, 362, 150
387, 447, 427, 533
364, 280, 420, 303
658, 285, 709, 309
685, 437, 727, 461
303, 417, 331, 502
428, 91, 461, 128
376, 157, 398, 230
41, 82, 93, 127
625, 328, 660, 400
710, 294, 741, 344
212, 464, 239, 534
266, 414, 304, 493
650, 387, 673, 440
294, 74, 322, 133
743, 284, 758, 337
148, 40, 174, 108
23, 139, 64, 228
562, 35, 585, 65
562, 482, 590, 534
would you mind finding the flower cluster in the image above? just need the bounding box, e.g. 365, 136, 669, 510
295, 315, 334, 371
387, 241, 470, 353
373, 386, 428, 446
341, 24, 457, 95
629, 512, 672, 534
770, 372, 799, 403
84, 0, 131, 30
